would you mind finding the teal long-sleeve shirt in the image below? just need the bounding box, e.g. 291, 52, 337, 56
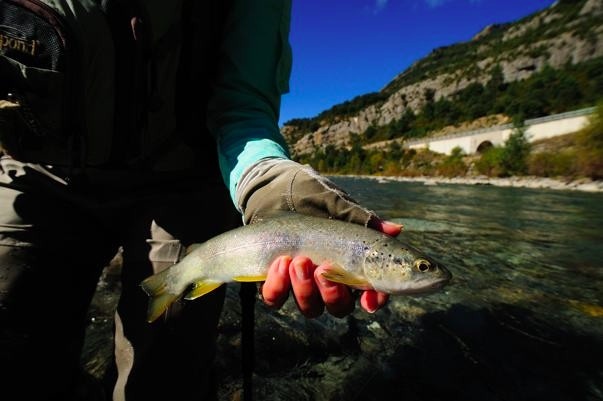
207, 0, 292, 202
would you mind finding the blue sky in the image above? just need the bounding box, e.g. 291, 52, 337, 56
279, 0, 557, 125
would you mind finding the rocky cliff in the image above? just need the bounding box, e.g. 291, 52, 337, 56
283, 0, 603, 156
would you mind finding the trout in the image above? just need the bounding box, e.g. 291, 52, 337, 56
141, 213, 451, 322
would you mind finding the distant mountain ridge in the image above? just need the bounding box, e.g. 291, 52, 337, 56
282, 0, 603, 156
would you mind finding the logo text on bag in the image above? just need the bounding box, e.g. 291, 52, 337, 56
0, 33, 39, 56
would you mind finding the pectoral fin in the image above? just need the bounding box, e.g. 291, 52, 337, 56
320, 264, 371, 289
184, 280, 223, 300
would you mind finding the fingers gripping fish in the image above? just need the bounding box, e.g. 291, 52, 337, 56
141, 213, 452, 322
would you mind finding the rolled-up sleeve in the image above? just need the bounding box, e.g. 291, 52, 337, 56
207, 0, 293, 202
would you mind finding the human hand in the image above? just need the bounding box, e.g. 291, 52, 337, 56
260, 218, 403, 318
236, 158, 378, 226
236, 158, 403, 317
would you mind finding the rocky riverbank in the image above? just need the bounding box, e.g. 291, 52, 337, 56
351, 174, 603, 192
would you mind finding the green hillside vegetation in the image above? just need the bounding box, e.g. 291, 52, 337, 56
293, 57, 603, 177
282, 91, 389, 144
283, 0, 602, 136
297, 102, 603, 180
383, 0, 600, 95
346, 58, 602, 146
285, 57, 603, 146
288, 0, 602, 181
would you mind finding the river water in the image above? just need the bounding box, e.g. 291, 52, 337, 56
340, 176, 603, 320
82, 177, 603, 401
315, 176, 603, 401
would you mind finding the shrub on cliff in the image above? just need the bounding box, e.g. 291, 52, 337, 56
500, 122, 531, 175
475, 146, 506, 177
574, 102, 603, 179
475, 122, 531, 177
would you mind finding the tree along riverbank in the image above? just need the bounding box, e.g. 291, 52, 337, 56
346, 174, 603, 193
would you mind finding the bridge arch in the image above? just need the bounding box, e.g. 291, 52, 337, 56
476, 140, 494, 154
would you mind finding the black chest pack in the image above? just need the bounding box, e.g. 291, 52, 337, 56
0, 0, 223, 170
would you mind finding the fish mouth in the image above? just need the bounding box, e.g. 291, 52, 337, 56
394, 277, 451, 296
428, 277, 450, 291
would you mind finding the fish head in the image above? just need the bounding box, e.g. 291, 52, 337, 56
362, 237, 451, 295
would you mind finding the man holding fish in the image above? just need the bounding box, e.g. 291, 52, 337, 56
0, 1, 448, 400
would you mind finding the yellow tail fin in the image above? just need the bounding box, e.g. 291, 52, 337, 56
140, 269, 179, 323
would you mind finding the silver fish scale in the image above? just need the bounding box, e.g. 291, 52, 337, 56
195, 216, 374, 279
160, 213, 450, 296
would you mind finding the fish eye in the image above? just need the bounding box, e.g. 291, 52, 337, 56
414, 259, 432, 272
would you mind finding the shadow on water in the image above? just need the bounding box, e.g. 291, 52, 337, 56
348, 303, 603, 401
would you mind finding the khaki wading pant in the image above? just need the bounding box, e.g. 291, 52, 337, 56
0, 156, 239, 401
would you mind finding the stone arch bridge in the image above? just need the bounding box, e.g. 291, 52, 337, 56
403, 107, 595, 155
